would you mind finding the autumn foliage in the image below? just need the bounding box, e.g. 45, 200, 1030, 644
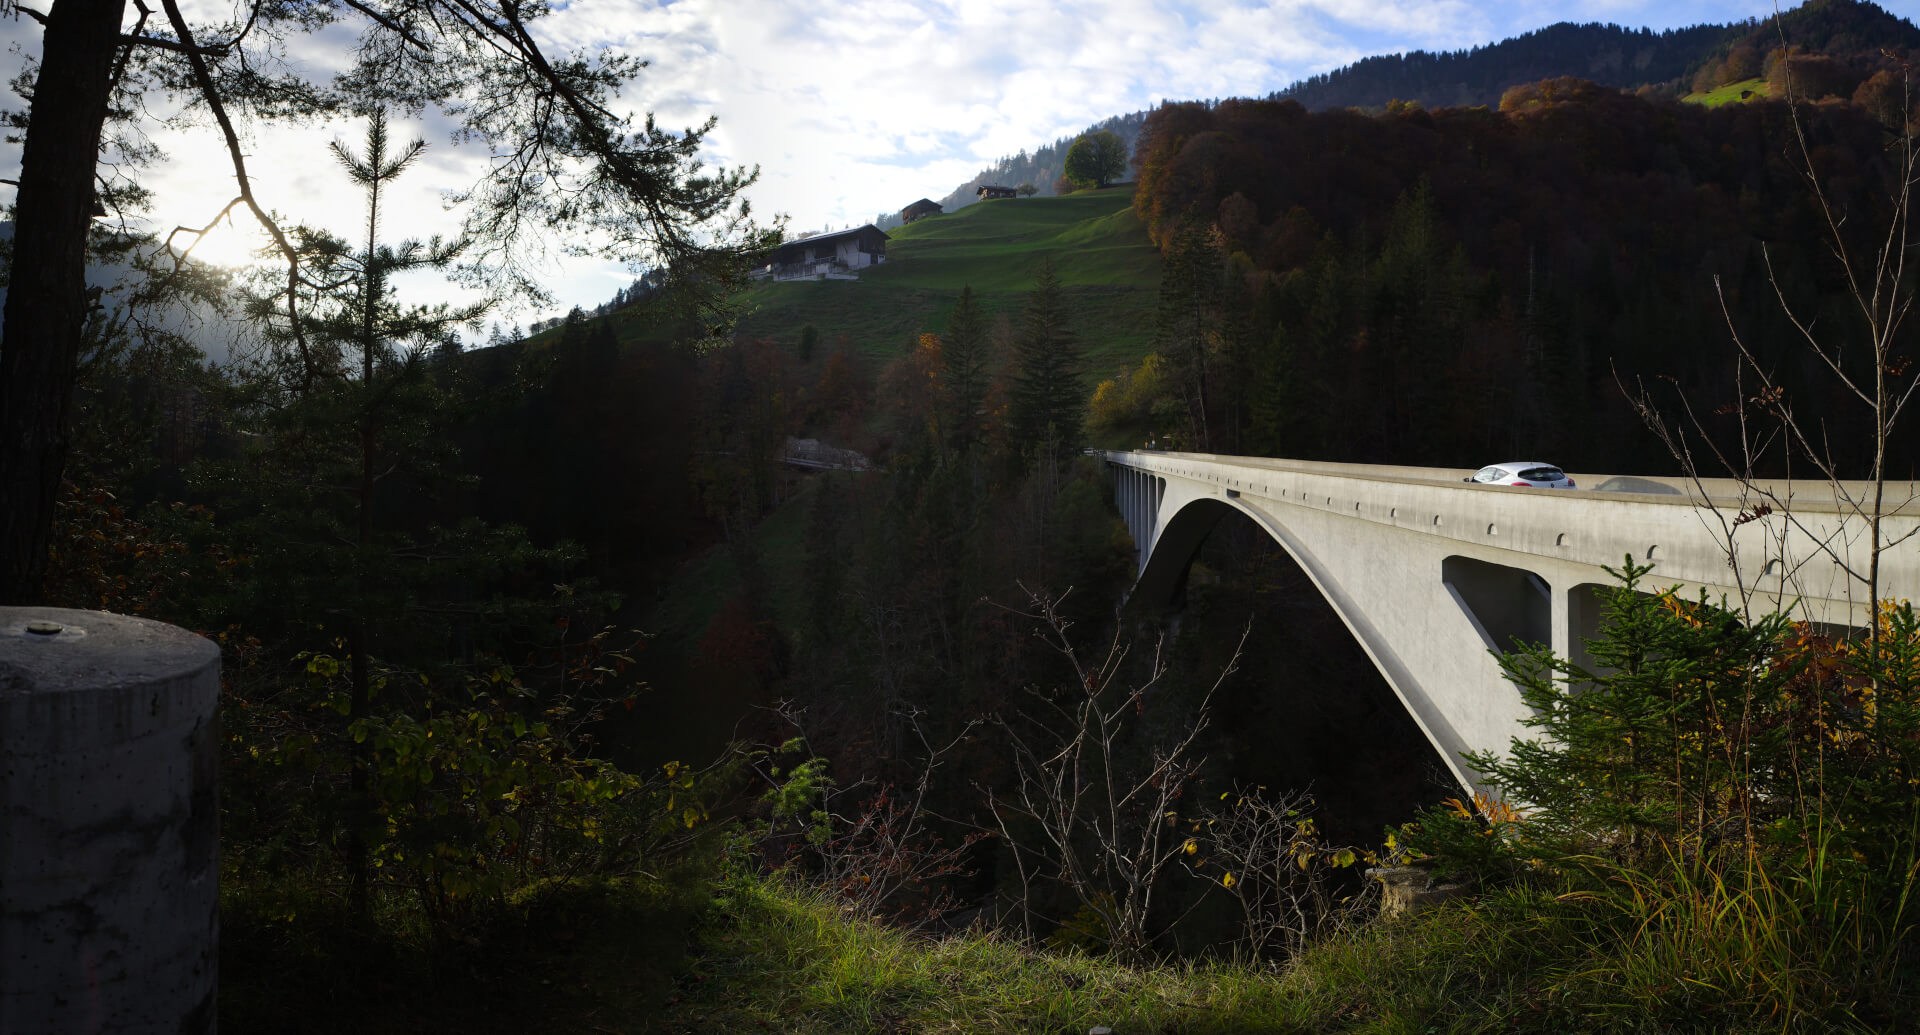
1126, 81, 1919, 474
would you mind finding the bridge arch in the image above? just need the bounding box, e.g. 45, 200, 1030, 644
1130, 495, 1231, 608
1130, 489, 1483, 788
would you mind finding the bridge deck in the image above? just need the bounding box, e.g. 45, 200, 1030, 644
1106, 450, 1920, 615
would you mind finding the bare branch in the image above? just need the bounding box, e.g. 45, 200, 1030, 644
158, 0, 320, 388
341, 0, 429, 51
120, 33, 226, 56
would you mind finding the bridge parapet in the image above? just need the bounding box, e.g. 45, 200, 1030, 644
1105, 450, 1920, 621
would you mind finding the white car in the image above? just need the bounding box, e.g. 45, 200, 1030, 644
1463, 461, 1575, 489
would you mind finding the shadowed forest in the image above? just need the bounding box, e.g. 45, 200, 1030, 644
1122, 75, 1920, 474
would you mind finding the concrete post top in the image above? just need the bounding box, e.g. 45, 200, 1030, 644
0, 606, 218, 697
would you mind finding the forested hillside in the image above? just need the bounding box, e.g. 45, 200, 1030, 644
1110, 77, 1919, 476
1280, 0, 1918, 110
1276, 22, 1729, 110
923, 0, 1915, 219
874, 112, 1152, 229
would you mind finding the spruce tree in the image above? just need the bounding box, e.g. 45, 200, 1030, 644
942, 286, 989, 453
1153, 220, 1225, 450
213, 112, 574, 920
1010, 258, 1084, 469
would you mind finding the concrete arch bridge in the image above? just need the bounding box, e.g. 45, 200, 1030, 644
1104, 450, 1920, 791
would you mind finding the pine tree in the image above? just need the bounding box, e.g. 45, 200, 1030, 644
215, 112, 552, 920
559, 306, 589, 352
1010, 258, 1084, 469
1154, 220, 1225, 449
942, 286, 989, 453
1247, 319, 1296, 455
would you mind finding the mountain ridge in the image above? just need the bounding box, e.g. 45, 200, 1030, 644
919, 0, 1917, 223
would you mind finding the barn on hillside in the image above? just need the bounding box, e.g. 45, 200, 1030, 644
754, 225, 889, 281
901, 198, 942, 223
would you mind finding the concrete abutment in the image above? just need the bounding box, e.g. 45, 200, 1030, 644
1, 607, 221, 1034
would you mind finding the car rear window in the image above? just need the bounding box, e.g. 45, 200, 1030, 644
1519, 467, 1565, 481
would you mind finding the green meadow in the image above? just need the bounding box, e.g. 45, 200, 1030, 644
1683, 77, 1769, 107
733, 185, 1163, 376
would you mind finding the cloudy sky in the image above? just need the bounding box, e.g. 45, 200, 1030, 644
6, 0, 1904, 331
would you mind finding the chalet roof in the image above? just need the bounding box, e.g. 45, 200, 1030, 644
769, 224, 890, 265
903, 198, 940, 211
786, 224, 889, 248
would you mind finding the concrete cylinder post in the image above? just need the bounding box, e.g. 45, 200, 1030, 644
1, 608, 221, 1034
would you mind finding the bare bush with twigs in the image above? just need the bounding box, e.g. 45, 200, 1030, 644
1183, 784, 1367, 962
754, 702, 987, 932
983, 583, 1247, 960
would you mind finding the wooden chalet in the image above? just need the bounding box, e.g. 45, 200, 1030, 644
976, 184, 1017, 200
900, 198, 942, 223
755, 224, 889, 281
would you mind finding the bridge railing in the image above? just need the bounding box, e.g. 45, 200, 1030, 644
1105, 450, 1920, 519
1102, 449, 1920, 621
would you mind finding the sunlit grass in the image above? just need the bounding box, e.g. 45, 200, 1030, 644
661, 873, 1585, 1034
1549, 845, 1920, 1031
220, 853, 1920, 1032
1683, 77, 1769, 107
734, 186, 1161, 372
657, 866, 1920, 1034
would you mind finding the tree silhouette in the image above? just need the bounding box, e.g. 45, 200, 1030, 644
942, 286, 990, 454
0, 0, 770, 602
1065, 130, 1128, 188
1010, 258, 1084, 468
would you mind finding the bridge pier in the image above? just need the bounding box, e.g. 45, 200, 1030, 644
1114, 464, 1164, 572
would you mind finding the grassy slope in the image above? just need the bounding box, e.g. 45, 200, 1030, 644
645, 874, 1603, 1035
1683, 77, 1769, 107
647, 869, 1915, 1034
219, 869, 1578, 1035
733, 185, 1163, 378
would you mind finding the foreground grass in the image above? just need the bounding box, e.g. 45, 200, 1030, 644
660, 875, 1597, 1034
222, 862, 1920, 1033
657, 868, 1920, 1034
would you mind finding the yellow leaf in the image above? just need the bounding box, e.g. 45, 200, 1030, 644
1221, 871, 1236, 888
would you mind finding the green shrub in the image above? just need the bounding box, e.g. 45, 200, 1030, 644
1398, 558, 1920, 1026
